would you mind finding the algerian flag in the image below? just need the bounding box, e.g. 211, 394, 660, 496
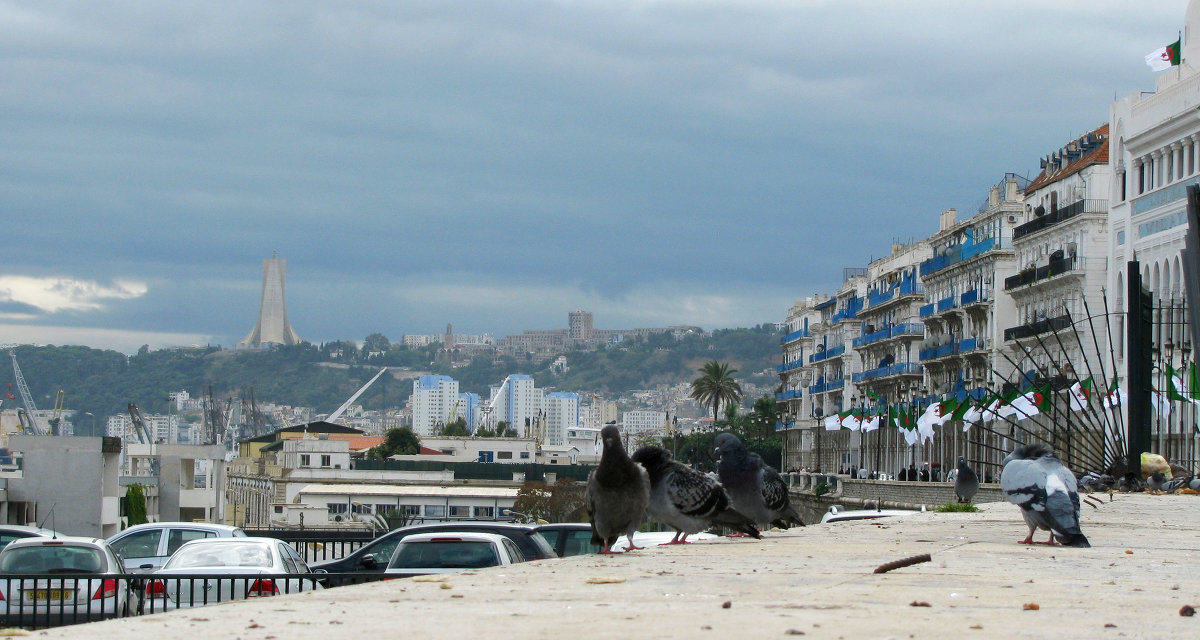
841, 410, 862, 431
982, 390, 1015, 423
1103, 386, 1127, 410
1147, 38, 1182, 72
823, 414, 841, 430
934, 398, 958, 426
1004, 387, 1051, 419
950, 397, 973, 422
1190, 363, 1200, 401
1152, 390, 1172, 417
916, 402, 942, 442
901, 427, 920, 446
1167, 365, 1200, 405
860, 413, 880, 432
1068, 377, 1093, 411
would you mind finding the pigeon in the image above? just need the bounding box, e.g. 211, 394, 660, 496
1078, 472, 1115, 493
1147, 472, 1167, 493
630, 445, 761, 542
954, 456, 979, 504
586, 425, 650, 553
1162, 476, 1189, 493
713, 433, 804, 530
1000, 443, 1090, 547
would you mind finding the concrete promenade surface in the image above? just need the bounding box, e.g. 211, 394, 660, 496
34, 493, 1200, 640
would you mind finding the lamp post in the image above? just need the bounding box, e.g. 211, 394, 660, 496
82, 412, 96, 436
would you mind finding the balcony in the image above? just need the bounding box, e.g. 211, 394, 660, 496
852, 323, 925, 348
919, 303, 935, 318
1012, 199, 1107, 241
919, 236, 1001, 278
1004, 256, 1078, 291
959, 337, 988, 353
851, 362, 923, 382
776, 389, 803, 401
919, 343, 957, 361
808, 344, 846, 364
1003, 314, 1072, 341
866, 280, 924, 309
777, 359, 805, 374
780, 328, 812, 344
959, 289, 989, 306
936, 295, 957, 312
808, 378, 846, 395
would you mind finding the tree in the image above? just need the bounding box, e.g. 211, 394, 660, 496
368, 427, 421, 459
690, 361, 743, 422
363, 333, 390, 353
510, 479, 588, 523
440, 417, 469, 437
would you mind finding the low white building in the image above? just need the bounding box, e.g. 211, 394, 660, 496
285, 484, 519, 526
400, 436, 537, 464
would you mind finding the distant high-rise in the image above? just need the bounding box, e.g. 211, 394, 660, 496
238, 253, 302, 349
568, 309, 593, 341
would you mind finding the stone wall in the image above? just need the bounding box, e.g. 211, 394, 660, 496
785, 472, 1005, 524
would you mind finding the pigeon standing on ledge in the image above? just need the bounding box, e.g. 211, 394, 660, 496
1000, 443, 1090, 547
714, 433, 804, 530
630, 445, 760, 542
954, 456, 979, 504
586, 425, 649, 553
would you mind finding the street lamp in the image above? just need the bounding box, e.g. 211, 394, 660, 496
82, 412, 96, 436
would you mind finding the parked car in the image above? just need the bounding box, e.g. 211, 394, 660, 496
820, 504, 922, 524
0, 525, 61, 550
533, 523, 602, 557
383, 532, 523, 579
611, 530, 717, 551
310, 522, 556, 580
0, 536, 133, 626
107, 522, 246, 572
142, 538, 321, 611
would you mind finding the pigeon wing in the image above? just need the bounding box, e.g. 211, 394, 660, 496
1001, 459, 1044, 509
666, 463, 729, 518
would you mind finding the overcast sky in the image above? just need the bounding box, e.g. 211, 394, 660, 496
0, 1, 1189, 353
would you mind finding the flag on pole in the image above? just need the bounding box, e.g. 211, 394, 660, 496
1068, 377, 1093, 411
1102, 375, 1126, 410
860, 413, 880, 432
841, 410, 862, 431
1166, 365, 1200, 405
823, 414, 841, 431
1147, 38, 1182, 71
1152, 390, 1172, 417
934, 398, 958, 426
1001, 388, 1047, 420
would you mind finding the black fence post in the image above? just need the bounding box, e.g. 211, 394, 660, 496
1127, 261, 1154, 474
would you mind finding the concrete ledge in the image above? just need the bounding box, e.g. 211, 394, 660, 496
39, 493, 1200, 639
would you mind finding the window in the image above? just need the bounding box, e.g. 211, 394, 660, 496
449, 506, 471, 518
351, 503, 371, 515
299, 454, 311, 467
474, 506, 495, 518
497, 451, 513, 460
110, 529, 163, 560
425, 505, 446, 517
519, 452, 530, 459
328, 503, 348, 515
320, 455, 331, 467
478, 451, 494, 462
274, 506, 283, 514
549, 459, 558, 464
402, 505, 420, 516
167, 529, 217, 555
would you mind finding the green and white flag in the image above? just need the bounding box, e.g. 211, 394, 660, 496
1068, 377, 1093, 412
1147, 38, 1182, 72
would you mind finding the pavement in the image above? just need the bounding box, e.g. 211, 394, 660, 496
30, 492, 1200, 639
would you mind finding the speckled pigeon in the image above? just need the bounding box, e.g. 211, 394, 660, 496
630, 445, 760, 542
713, 432, 803, 530
586, 425, 650, 553
1000, 443, 1090, 547
954, 456, 979, 504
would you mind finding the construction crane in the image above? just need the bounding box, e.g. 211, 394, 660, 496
47, 390, 65, 435
127, 403, 154, 444
9, 351, 45, 435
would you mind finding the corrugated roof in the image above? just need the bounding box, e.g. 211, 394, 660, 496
1025, 123, 1109, 194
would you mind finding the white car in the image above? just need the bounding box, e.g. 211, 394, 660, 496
0, 536, 133, 626
142, 538, 322, 611
610, 531, 718, 552
107, 522, 246, 572
384, 532, 524, 579
820, 504, 922, 524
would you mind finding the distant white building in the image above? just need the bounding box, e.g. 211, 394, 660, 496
622, 410, 667, 440
487, 375, 543, 433
542, 392, 580, 446
411, 375, 459, 436
106, 412, 180, 444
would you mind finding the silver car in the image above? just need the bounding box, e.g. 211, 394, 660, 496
107, 522, 246, 572
0, 536, 133, 626
143, 538, 322, 611
383, 532, 524, 579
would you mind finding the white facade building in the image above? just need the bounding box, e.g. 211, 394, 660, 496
621, 410, 667, 439
487, 375, 543, 433
106, 412, 180, 444
542, 392, 580, 447
411, 375, 459, 436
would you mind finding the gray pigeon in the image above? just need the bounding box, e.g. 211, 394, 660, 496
630, 445, 761, 542
1147, 472, 1166, 493
586, 425, 650, 553
713, 433, 803, 530
954, 456, 979, 504
1000, 443, 1090, 547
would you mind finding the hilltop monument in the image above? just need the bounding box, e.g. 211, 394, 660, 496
238, 252, 302, 348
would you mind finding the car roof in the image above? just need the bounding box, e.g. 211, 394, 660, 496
2, 535, 109, 549
398, 532, 511, 544
401, 521, 538, 533
174, 537, 274, 548
0, 524, 58, 536
114, 522, 243, 534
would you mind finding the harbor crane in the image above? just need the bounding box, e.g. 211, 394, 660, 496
8, 351, 46, 435
127, 403, 155, 444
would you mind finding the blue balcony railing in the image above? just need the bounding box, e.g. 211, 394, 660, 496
808, 344, 846, 364
777, 359, 805, 373
780, 328, 812, 343
936, 295, 957, 312
851, 362, 923, 382
959, 337, 988, 352
919, 343, 958, 361
853, 323, 925, 348
919, 303, 935, 318
808, 378, 846, 394
920, 236, 1000, 277
959, 289, 979, 305
776, 389, 803, 401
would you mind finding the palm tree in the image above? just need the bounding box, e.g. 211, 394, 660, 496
690, 361, 743, 423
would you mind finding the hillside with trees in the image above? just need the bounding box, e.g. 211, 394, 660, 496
3, 324, 781, 436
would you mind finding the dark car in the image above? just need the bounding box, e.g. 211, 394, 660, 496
534, 523, 602, 557
310, 522, 556, 581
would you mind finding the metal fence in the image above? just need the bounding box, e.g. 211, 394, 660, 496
0, 572, 387, 629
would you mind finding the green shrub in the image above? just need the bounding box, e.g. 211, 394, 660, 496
936, 502, 979, 513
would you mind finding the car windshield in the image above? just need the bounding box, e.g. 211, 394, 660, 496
165, 542, 273, 569
390, 541, 498, 569
0, 545, 106, 573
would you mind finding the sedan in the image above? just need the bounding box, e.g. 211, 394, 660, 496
107, 522, 246, 572
310, 522, 556, 583
383, 532, 523, 579
0, 525, 61, 550
142, 538, 322, 611
533, 523, 602, 557
0, 536, 133, 627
